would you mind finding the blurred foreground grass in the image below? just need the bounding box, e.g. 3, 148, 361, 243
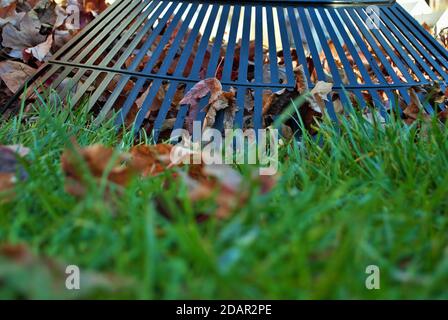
0, 97, 447, 299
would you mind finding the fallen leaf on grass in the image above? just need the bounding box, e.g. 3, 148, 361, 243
61, 140, 277, 219
0, 243, 131, 299
198, 164, 249, 219
190, 165, 278, 219
129, 144, 173, 176
1, 144, 30, 156
61, 143, 135, 196
179, 164, 248, 220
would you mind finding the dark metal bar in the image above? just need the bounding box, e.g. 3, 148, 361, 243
266, 6, 280, 84
234, 5, 252, 129
286, 6, 312, 84
253, 5, 264, 132
320, 8, 358, 84
309, 7, 343, 84
321, 8, 365, 105
165, 0, 396, 7
354, 7, 417, 82
298, 7, 326, 80
173, 4, 231, 133
277, 7, 295, 86
221, 6, 241, 82
342, 7, 411, 103
38, 59, 437, 90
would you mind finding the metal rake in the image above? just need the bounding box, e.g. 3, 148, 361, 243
3, 0, 448, 140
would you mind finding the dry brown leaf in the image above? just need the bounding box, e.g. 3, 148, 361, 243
0, 60, 36, 93
332, 98, 345, 114
2, 12, 46, 59
0, 1, 16, 19
186, 164, 247, 219
180, 78, 222, 106
262, 90, 275, 115
133, 83, 165, 119
309, 81, 333, 113
61, 143, 135, 196
204, 90, 236, 130
403, 89, 430, 123
192, 165, 278, 219
25, 34, 52, 61
83, 0, 109, 14
33, 0, 59, 26
135, 86, 151, 111
0, 2, 25, 27
180, 78, 236, 132
295, 65, 309, 93
422, 22, 432, 34
299, 104, 322, 135
180, 78, 220, 132
129, 144, 173, 177
60, 139, 276, 220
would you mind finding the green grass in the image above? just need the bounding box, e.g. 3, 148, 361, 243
1, 97, 448, 299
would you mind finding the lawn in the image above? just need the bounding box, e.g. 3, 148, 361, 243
1, 97, 448, 299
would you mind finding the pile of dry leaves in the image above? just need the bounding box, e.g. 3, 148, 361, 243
60, 141, 276, 219
0, 139, 276, 220
0, 140, 276, 219
0, 0, 109, 106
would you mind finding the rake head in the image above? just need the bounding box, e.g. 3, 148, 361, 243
3, 0, 448, 141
